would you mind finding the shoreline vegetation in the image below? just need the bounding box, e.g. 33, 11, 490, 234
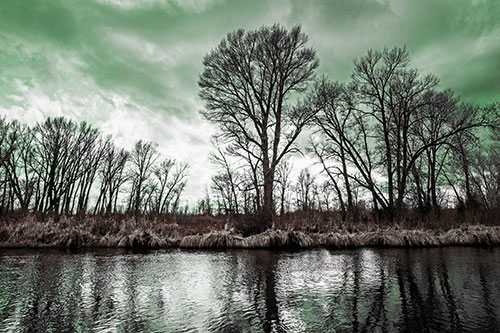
1, 210, 499, 249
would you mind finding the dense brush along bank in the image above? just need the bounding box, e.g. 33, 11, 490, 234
1, 214, 499, 249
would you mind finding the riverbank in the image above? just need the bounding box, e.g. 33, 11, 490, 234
177, 225, 500, 248
1, 213, 499, 249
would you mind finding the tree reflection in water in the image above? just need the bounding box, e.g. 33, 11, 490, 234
0, 247, 499, 332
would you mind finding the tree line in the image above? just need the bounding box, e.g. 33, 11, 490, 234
1, 24, 498, 224
199, 24, 500, 223
0, 117, 189, 215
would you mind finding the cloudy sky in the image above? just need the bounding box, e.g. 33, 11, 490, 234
0, 0, 499, 204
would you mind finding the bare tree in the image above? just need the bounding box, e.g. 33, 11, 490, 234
0, 117, 17, 166
295, 168, 317, 211
210, 138, 241, 214
275, 157, 293, 215
31, 118, 91, 213
128, 140, 159, 213
94, 142, 130, 214
469, 150, 500, 209
63, 122, 104, 214
312, 80, 384, 216
227, 141, 262, 213
351, 47, 438, 216
1, 121, 37, 211
151, 158, 189, 214
319, 181, 335, 211
409, 90, 458, 211
447, 123, 500, 210
0, 119, 25, 213
199, 24, 319, 225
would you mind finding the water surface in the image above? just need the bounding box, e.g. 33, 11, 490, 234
1, 247, 499, 332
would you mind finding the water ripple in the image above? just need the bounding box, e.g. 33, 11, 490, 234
0, 247, 499, 332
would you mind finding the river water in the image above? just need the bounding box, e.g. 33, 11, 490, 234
0, 247, 499, 332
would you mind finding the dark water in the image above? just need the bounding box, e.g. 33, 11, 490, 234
0, 247, 499, 332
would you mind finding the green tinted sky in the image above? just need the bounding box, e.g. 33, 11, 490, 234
1, 0, 499, 202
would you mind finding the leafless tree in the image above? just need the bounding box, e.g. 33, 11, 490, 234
127, 140, 159, 213
62, 122, 104, 214
94, 142, 130, 214
210, 138, 241, 214
1, 121, 37, 211
199, 24, 319, 225
319, 181, 335, 211
0, 119, 23, 213
275, 157, 293, 215
31, 118, 94, 213
350, 47, 439, 216
312, 80, 383, 217
295, 168, 317, 211
150, 158, 189, 214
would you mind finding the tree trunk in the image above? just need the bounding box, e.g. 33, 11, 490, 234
262, 168, 274, 227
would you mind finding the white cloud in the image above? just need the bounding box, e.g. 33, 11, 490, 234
107, 30, 212, 71
95, 0, 220, 12
474, 27, 500, 54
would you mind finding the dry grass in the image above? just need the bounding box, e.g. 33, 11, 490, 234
0, 213, 214, 248
0, 210, 499, 249
176, 226, 500, 249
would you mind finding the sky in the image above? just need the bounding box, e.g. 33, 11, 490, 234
0, 0, 499, 205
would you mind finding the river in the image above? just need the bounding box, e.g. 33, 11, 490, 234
1, 247, 499, 332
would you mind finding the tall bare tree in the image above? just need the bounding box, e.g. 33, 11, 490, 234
199, 24, 319, 225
